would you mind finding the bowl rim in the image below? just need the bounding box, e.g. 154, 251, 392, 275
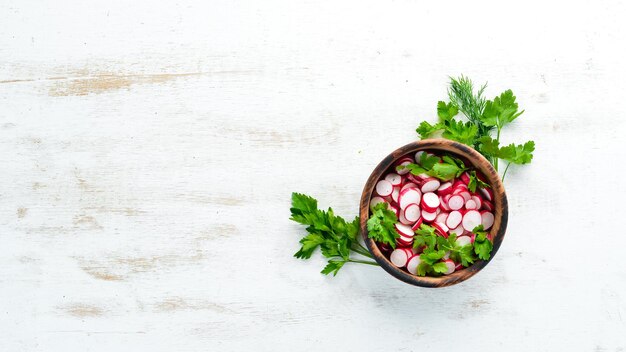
359, 139, 508, 287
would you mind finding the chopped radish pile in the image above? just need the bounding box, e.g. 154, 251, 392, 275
370, 149, 496, 277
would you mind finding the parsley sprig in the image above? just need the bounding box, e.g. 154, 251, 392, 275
290, 193, 379, 276
397, 153, 468, 181
416, 75, 535, 181
366, 203, 400, 248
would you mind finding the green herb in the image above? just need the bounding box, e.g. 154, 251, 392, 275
366, 203, 400, 248
290, 193, 379, 276
415, 76, 534, 181
466, 170, 491, 193
472, 225, 494, 260
397, 153, 467, 181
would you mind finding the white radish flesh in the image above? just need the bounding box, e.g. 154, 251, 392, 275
404, 204, 421, 222
396, 161, 412, 175
459, 191, 471, 202
398, 210, 413, 225
389, 205, 399, 217
421, 209, 437, 222
391, 188, 400, 203
414, 151, 424, 163
448, 195, 465, 210
481, 211, 495, 230
437, 182, 453, 195
370, 196, 386, 210
395, 223, 414, 237
443, 260, 456, 275
401, 182, 418, 192
376, 180, 393, 197
390, 249, 409, 268
480, 187, 493, 201
446, 210, 463, 229
435, 212, 449, 225
421, 178, 441, 193
462, 210, 482, 232
456, 235, 471, 247
460, 172, 471, 185
449, 224, 465, 236
433, 223, 449, 237
471, 195, 482, 210
385, 173, 403, 186
411, 218, 423, 231
482, 200, 494, 212
465, 199, 478, 210
421, 192, 440, 210
399, 188, 422, 210
406, 255, 421, 275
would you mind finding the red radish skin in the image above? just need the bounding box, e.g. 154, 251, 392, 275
456, 235, 471, 247
480, 187, 493, 201
448, 195, 465, 210
404, 204, 421, 222
433, 223, 449, 238
397, 239, 412, 247
411, 218, 423, 231
399, 188, 422, 210
395, 223, 414, 237
455, 263, 463, 271
378, 243, 391, 253
406, 255, 421, 275
465, 199, 478, 210
462, 210, 482, 232
402, 248, 413, 258
482, 200, 494, 211
385, 173, 403, 186
421, 178, 441, 193
421, 210, 437, 222
389, 205, 399, 217
376, 180, 393, 197
390, 249, 409, 268
443, 259, 456, 275
471, 195, 482, 210
370, 196, 386, 210
398, 210, 414, 225
437, 182, 453, 195
460, 172, 471, 185
421, 192, 440, 211
445, 210, 463, 229
452, 180, 467, 190
481, 211, 495, 230
439, 196, 451, 211
401, 182, 418, 192
391, 188, 400, 203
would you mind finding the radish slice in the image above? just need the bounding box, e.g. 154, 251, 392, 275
406, 255, 421, 275
460, 172, 471, 185
439, 197, 451, 211
391, 188, 400, 203
459, 191, 471, 202
433, 223, 449, 238
443, 259, 455, 274
482, 200, 494, 211
404, 204, 421, 222
437, 182, 453, 195
421, 192, 440, 210
480, 187, 493, 201
421, 209, 437, 222
456, 235, 471, 247
370, 196, 386, 210
395, 223, 414, 237
435, 212, 449, 225
376, 180, 393, 197
414, 151, 424, 163
411, 218, 423, 231
481, 211, 495, 230
389, 205, 399, 217
452, 180, 467, 190
462, 210, 482, 232
385, 173, 403, 186
455, 263, 463, 271
445, 210, 463, 229
395, 161, 412, 175
398, 210, 413, 225
390, 249, 409, 268
443, 251, 451, 260
421, 178, 441, 193
397, 238, 412, 247
471, 195, 482, 210
449, 224, 465, 236
378, 243, 392, 253
399, 188, 422, 210
448, 195, 465, 210
465, 199, 478, 210
401, 182, 418, 192
402, 248, 414, 259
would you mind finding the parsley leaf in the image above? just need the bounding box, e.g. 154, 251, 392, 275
366, 203, 399, 248
472, 225, 494, 260
416, 121, 443, 139
441, 118, 479, 146
498, 141, 535, 165
466, 170, 490, 193
437, 101, 459, 121
481, 90, 524, 129
401, 153, 467, 181
321, 260, 345, 276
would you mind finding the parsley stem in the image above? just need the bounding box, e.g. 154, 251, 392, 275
351, 244, 374, 259
494, 127, 501, 171
348, 259, 379, 266
502, 162, 511, 182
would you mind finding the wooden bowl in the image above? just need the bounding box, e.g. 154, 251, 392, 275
359, 139, 508, 287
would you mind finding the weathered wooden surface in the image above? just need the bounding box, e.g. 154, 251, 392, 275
1, 0, 625, 350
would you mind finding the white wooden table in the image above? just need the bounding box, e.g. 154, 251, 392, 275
2, 0, 625, 350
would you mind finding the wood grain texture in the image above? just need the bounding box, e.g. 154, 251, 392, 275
359, 139, 508, 287
1, 0, 626, 351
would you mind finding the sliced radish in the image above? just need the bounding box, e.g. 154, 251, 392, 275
399, 188, 422, 210
452, 180, 467, 190
449, 224, 465, 236
402, 248, 414, 259
389, 204, 399, 217
465, 199, 478, 210
395, 161, 412, 175
421, 192, 440, 211
370, 196, 386, 210
443, 251, 451, 260
459, 191, 471, 202
455, 263, 463, 271
462, 210, 482, 232
391, 188, 400, 203
445, 210, 463, 229
398, 210, 413, 225
481, 211, 495, 230
471, 195, 482, 210
480, 187, 493, 201
375, 180, 393, 197
460, 172, 471, 185
414, 151, 425, 163
482, 199, 494, 212
437, 182, 453, 195
421, 209, 437, 222
456, 235, 471, 247
433, 222, 449, 238
448, 195, 464, 210
397, 238, 412, 247
395, 223, 414, 237
443, 259, 455, 275
378, 243, 391, 253
385, 173, 403, 187
411, 218, 423, 231
406, 255, 421, 275
421, 178, 441, 193
404, 204, 421, 222
401, 182, 418, 192
435, 212, 449, 225
407, 174, 423, 185
439, 196, 451, 211
390, 249, 409, 268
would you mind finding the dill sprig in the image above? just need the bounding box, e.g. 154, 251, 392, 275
447, 75, 491, 138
